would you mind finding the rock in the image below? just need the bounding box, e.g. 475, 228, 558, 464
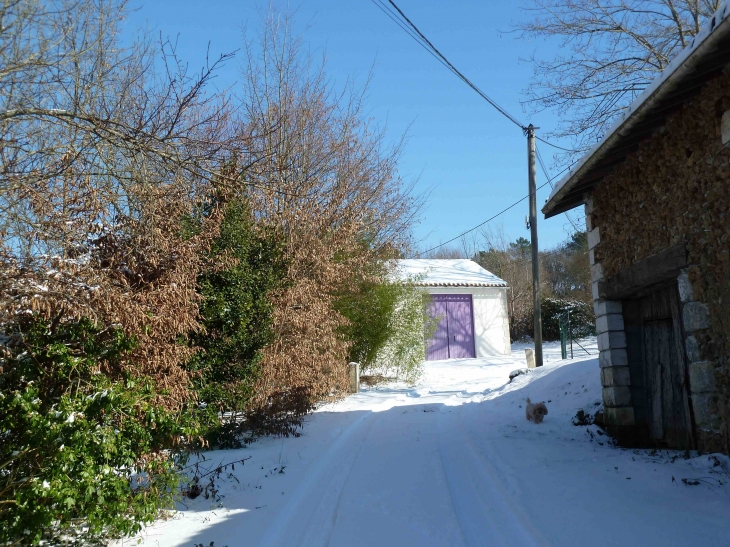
509, 368, 530, 383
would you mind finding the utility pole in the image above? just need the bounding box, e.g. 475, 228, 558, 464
526, 124, 544, 367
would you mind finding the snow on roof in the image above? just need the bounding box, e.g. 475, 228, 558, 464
543, 0, 730, 218
394, 259, 508, 287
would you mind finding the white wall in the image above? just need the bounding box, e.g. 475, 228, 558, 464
425, 287, 511, 357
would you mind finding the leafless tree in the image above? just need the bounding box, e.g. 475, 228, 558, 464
418, 245, 465, 259
470, 226, 534, 338
0, 0, 238, 261
234, 9, 424, 416
0, 0, 248, 405
516, 0, 721, 154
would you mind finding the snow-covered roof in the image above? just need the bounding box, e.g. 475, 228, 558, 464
543, 1, 730, 218
395, 259, 508, 287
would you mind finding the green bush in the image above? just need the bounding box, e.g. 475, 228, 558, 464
369, 282, 435, 383
334, 277, 401, 367
514, 297, 596, 342
541, 297, 595, 341
187, 200, 287, 447
334, 267, 435, 383
0, 319, 201, 545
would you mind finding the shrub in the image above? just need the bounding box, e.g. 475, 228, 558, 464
367, 281, 435, 383
0, 318, 202, 545
541, 298, 596, 341
237, 11, 420, 435
511, 297, 595, 342
187, 200, 287, 447
333, 260, 402, 368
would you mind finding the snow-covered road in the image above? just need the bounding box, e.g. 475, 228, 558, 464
125, 341, 730, 547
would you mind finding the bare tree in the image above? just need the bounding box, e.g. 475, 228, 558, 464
470, 226, 534, 338
541, 231, 591, 301
0, 0, 246, 406
418, 245, 465, 259
234, 9, 423, 420
516, 0, 721, 153
0, 0, 237, 261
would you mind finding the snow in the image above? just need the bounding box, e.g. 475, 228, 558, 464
395, 259, 507, 287
546, 0, 730, 209
121, 339, 730, 547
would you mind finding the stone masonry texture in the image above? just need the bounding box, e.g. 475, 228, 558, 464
590, 71, 730, 453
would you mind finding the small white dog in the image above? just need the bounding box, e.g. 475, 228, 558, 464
525, 398, 548, 424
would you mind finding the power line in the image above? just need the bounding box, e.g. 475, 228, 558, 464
416, 164, 571, 257
370, 1, 451, 70
536, 135, 576, 152
374, 0, 576, 152
380, 0, 523, 129
535, 145, 581, 233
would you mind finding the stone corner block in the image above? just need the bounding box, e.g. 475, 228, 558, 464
584, 196, 595, 215
588, 249, 596, 266
587, 227, 601, 250
677, 272, 695, 303
601, 366, 631, 387
596, 313, 624, 334
594, 300, 622, 316
590, 262, 605, 282
691, 392, 719, 430
592, 281, 602, 301
603, 386, 632, 407
604, 406, 635, 426
585, 214, 594, 232
683, 301, 710, 332
598, 330, 627, 351
685, 335, 701, 363
599, 348, 628, 368
689, 361, 716, 394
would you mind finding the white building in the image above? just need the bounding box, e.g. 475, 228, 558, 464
396, 259, 511, 359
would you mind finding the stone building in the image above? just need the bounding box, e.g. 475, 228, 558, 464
542, 4, 730, 454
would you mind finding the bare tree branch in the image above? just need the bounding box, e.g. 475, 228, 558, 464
516, 0, 720, 157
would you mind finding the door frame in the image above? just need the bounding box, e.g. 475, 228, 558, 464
622, 282, 696, 449
428, 293, 477, 360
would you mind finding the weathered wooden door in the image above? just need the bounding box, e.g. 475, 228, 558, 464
623, 285, 694, 448
426, 295, 476, 360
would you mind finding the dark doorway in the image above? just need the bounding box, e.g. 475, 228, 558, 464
623, 284, 695, 449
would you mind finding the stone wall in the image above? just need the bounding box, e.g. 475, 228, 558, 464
585, 201, 635, 437
587, 69, 730, 453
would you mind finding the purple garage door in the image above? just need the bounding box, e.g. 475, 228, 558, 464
426, 294, 476, 360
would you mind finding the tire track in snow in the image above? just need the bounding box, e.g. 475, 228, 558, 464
458, 408, 553, 546
258, 410, 378, 547
437, 407, 549, 547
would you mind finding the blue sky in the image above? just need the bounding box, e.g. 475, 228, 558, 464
126, 1, 582, 252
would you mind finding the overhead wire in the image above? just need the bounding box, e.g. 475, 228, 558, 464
375, 0, 576, 152
369, 1, 454, 72
417, 162, 571, 257
372, 1, 582, 255
379, 0, 524, 129
535, 136, 576, 152
535, 145, 581, 233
